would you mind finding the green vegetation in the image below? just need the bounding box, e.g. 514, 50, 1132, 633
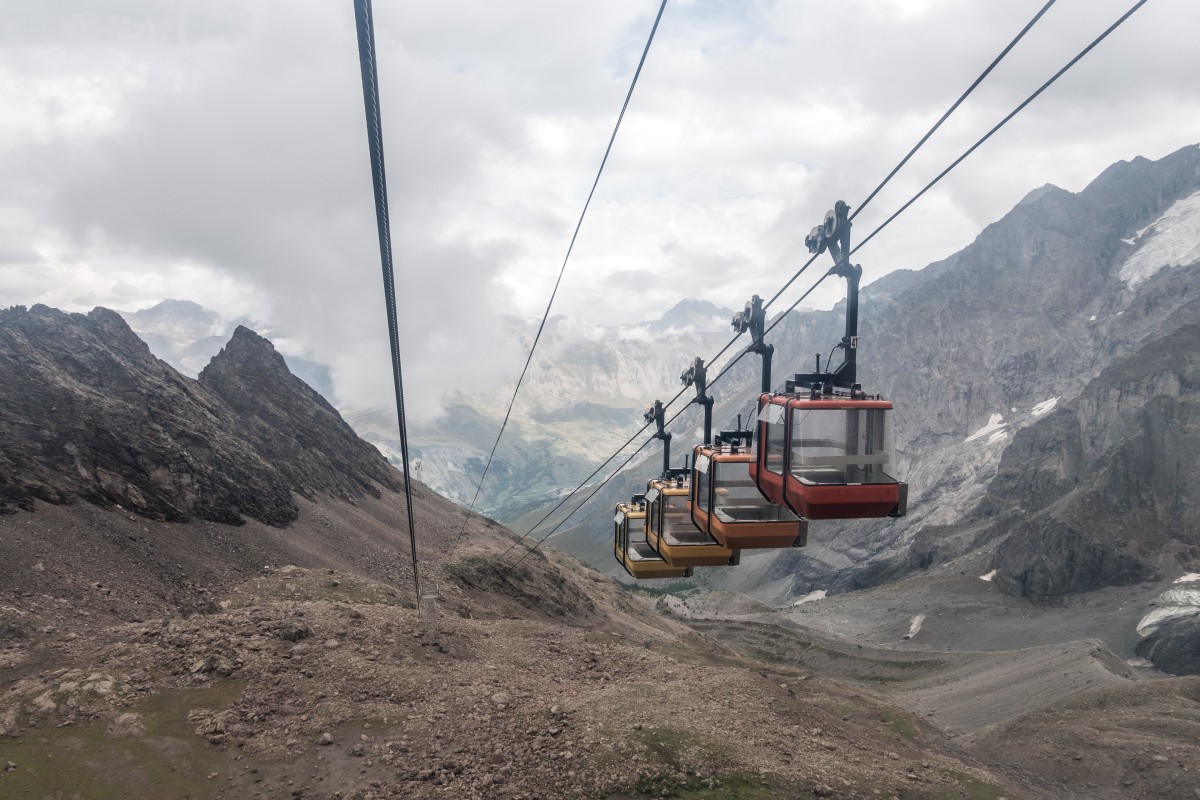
0, 682, 243, 799
617, 772, 777, 798
596, 726, 780, 799
940, 769, 1006, 800
881, 712, 920, 740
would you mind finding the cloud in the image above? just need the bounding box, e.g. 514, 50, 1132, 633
1, 0, 1196, 419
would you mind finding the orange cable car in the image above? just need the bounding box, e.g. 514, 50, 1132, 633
638, 399, 737, 569
691, 433, 807, 548
613, 494, 692, 579
679, 354, 807, 549
644, 470, 737, 568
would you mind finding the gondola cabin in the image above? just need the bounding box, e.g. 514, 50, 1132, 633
691, 440, 807, 549
613, 495, 692, 579
644, 469, 737, 568
751, 394, 907, 520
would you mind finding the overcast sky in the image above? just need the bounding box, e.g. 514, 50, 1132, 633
2, 0, 1197, 418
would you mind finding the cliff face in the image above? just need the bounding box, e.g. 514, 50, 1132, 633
0, 306, 398, 525
987, 320, 1200, 598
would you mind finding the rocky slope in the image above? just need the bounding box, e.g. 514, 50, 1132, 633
0, 305, 398, 526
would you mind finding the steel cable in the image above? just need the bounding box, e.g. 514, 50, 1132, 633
455, 0, 670, 539
352, 0, 422, 604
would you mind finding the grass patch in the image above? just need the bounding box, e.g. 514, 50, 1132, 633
940, 769, 1005, 800
881, 712, 920, 740
0, 681, 244, 799
610, 772, 776, 799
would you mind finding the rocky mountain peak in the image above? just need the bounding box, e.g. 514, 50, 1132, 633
200, 324, 298, 397
0, 306, 399, 523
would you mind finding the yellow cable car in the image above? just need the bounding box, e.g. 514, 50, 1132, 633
644, 469, 737, 568
691, 434, 807, 549
613, 494, 692, 579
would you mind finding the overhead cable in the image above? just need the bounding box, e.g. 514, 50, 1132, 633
456, 0, 671, 538
352, 0, 422, 603
850, 0, 1058, 222
763, 0, 1059, 314
852, 0, 1151, 256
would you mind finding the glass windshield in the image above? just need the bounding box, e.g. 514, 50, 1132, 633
765, 408, 786, 475
663, 494, 693, 536
789, 407, 896, 485
713, 459, 798, 522
627, 514, 647, 545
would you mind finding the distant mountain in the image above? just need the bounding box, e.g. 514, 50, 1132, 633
360, 298, 742, 521
0, 305, 398, 524
120, 299, 336, 401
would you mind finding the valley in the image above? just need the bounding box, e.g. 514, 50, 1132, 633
2, 147, 1199, 799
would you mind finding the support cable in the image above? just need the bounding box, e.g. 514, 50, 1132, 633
456, 0, 670, 538
851, 0, 1150, 256
353, 0, 421, 603
849, 0, 1057, 222
762, 0, 1058, 314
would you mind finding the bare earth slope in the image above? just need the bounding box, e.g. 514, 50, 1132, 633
2, 489, 1036, 800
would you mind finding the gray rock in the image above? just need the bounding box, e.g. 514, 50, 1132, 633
1135, 614, 1200, 676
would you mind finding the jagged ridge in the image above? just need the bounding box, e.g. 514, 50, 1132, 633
0, 305, 399, 525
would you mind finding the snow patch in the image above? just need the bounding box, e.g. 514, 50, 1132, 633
1119, 189, 1200, 287
903, 613, 925, 640
792, 589, 827, 606
965, 413, 1005, 443
1137, 606, 1200, 637
1136, 587, 1200, 636
1089, 315, 1097, 322
1175, 573, 1200, 584
980, 569, 997, 582
1032, 397, 1059, 417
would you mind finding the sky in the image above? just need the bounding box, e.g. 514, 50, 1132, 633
2, 0, 1198, 420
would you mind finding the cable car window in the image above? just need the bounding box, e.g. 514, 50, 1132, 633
766, 406, 786, 475
663, 494, 691, 536
713, 459, 799, 523
628, 514, 647, 545
696, 462, 712, 514
790, 407, 897, 486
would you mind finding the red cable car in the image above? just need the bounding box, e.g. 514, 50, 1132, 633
750, 393, 905, 519
745, 200, 907, 521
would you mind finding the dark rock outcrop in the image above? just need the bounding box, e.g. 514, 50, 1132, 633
0, 305, 399, 525
1136, 615, 1200, 676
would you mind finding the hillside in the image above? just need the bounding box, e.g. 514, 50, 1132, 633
5, 309, 1198, 798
